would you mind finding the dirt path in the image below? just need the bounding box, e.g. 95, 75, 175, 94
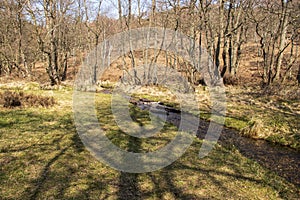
133, 99, 300, 187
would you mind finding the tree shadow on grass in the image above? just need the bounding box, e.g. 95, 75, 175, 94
28, 145, 70, 200
20, 131, 111, 200
116, 108, 143, 200
19, 132, 298, 200
143, 142, 299, 199
2, 96, 298, 199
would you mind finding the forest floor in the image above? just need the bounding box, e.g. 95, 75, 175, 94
0, 82, 299, 199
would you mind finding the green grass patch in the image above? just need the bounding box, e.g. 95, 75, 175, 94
0, 88, 299, 199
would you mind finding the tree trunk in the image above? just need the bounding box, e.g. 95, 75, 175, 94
118, 0, 122, 26
230, 0, 243, 76
273, 0, 289, 82
45, 0, 59, 85
216, 0, 225, 71
297, 65, 300, 85
221, 0, 232, 77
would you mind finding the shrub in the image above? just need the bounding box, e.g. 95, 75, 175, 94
3, 91, 22, 108
1, 91, 55, 108
223, 75, 240, 86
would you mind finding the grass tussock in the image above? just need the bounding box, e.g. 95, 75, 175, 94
241, 118, 266, 139
0, 90, 55, 108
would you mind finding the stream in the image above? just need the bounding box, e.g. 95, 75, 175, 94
130, 98, 300, 187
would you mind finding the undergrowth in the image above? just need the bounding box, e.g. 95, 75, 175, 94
0, 90, 55, 108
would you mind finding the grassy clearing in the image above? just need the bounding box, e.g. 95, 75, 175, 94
0, 86, 299, 199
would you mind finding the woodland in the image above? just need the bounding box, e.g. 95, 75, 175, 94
0, 0, 299, 199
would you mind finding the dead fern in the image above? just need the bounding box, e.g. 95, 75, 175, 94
1, 91, 55, 108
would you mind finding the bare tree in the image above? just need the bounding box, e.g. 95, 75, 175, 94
250, 0, 299, 85
0, 0, 36, 77
221, 0, 248, 77
26, 0, 77, 85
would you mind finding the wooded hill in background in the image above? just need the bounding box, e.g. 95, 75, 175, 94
0, 0, 299, 88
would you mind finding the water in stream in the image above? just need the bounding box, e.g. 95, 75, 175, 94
133, 98, 300, 187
